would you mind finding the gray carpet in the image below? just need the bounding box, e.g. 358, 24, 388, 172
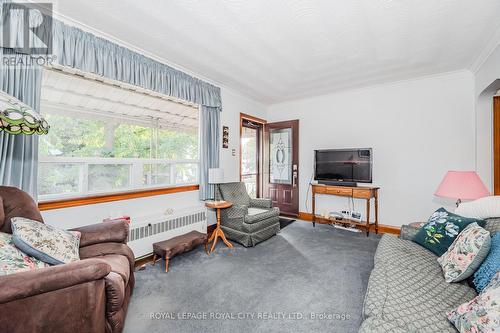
124, 221, 381, 333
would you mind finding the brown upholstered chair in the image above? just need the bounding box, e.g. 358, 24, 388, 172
0, 186, 135, 333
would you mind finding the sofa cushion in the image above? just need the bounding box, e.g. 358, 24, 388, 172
0, 232, 48, 276
11, 217, 81, 265
374, 234, 442, 275
99, 254, 130, 286
244, 207, 280, 224
455, 195, 500, 220
447, 270, 500, 333
437, 223, 491, 282
413, 208, 485, 256
363, 262, 476, 332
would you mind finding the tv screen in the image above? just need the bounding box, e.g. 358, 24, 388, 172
314, 148, 372, 183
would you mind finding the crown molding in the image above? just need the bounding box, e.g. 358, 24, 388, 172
470, 24, 500, 73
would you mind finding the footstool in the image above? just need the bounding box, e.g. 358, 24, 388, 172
152, 230, 208, 272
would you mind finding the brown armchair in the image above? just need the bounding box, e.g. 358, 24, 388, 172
0, 186, 135, 333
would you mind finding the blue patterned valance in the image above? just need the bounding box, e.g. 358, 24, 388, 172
51, 21, 222, 109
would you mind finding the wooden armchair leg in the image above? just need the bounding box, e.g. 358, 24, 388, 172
165, 258, 169, 273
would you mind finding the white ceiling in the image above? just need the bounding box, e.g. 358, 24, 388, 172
53, 0, 500, 104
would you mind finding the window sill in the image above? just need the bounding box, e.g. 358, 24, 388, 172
38, 184, 200, 211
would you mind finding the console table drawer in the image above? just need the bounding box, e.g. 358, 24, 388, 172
326, 187, 353, 196
353, 188, 373, 198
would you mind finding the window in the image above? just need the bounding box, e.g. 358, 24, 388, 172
38, 68, 199, 201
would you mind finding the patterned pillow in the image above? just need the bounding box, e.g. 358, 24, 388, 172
473, 233, 500, 292
447, 270, 500, 333
11, 217, 81, 265
0, 232, 48, 276
437, 223, 491, 282
413, 208, 486, 256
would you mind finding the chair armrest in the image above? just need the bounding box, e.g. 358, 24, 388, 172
250, 198, 273, 209
0, 259, 111, 304
71, 220, 129, 247
223, 205, 248, 219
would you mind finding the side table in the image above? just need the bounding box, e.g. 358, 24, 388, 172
205, 200, 233, 253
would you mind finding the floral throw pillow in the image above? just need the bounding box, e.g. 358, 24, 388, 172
437, 223, 491, 282
11, 217, 81, 265
0, 232, 48, 276
447, 270, 500, 333
412, 208, 486, 256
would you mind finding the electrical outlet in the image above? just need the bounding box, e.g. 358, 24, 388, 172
164, 208, 174, 215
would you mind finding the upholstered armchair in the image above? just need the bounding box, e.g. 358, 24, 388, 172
0, 186, 134, 333
215, 182, 280, 247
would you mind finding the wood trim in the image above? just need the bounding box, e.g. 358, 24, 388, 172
38, 185, 199, 211
134, 223, 217, 268
297, 211, 400, 235
240, 113, 267, 125
494, 96, 500, 195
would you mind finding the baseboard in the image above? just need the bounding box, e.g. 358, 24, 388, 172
297, 211, 401, 235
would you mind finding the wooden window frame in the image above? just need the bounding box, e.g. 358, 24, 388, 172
240, 113, 266, 197
38, 184, 199, 211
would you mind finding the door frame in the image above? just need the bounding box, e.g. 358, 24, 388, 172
494, 96, 500, 195
240, 113, 267, 197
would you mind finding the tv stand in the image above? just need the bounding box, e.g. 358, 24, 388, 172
311, 184, 379, 236
318, 180, 357, 187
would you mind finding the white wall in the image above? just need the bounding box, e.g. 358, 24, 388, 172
474, 44, 500, 191
267, 71, 476, 227
42, 87, 267, 229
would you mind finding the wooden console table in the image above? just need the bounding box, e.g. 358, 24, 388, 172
311, 184, 379, 236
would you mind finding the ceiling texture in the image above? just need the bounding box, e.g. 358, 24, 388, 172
53, 0, 500, 104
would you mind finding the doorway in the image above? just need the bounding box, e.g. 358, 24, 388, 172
240, 114, 265, 198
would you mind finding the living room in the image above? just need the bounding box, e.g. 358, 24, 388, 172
1, 1, 500, 333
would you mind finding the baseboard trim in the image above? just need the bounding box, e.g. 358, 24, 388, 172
298, 211, 400, 235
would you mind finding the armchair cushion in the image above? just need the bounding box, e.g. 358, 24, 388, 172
72, 219, 129, 247
0, 232, 48, 276
245, 207, 280, 224
218, 182, 251, 206
250, 198, 273, 209
11, 217, 81, 265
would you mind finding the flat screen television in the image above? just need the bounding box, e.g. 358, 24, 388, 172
314, 148, 372, 186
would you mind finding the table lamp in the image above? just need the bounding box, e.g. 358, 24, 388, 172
208, 168, 224, 201
435, 171, 490, 207
0, 90, 49, 135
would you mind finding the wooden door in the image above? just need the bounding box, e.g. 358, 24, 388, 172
264, 120, 299, 217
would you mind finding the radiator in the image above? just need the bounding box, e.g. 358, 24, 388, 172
126, 205, 207, 258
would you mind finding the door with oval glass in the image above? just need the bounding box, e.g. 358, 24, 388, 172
264, 120, 299, 217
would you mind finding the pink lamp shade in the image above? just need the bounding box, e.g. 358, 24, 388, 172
435, 171, 490, 201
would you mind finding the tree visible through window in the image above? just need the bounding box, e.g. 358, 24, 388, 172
38, 68, 199, 200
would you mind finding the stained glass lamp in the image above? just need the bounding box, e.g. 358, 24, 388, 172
0, 90, 49, 135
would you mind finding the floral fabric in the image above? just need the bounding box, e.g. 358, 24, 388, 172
447, 270, 500, 333
0, 232, 48, 276
438, 223, 491, 282
413, 208, 486, 256
11, 217, 81, 265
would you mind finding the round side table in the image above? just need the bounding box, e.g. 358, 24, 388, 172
205, 201, 233, 253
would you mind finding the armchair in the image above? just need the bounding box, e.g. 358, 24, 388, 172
0, 186, 134, 333
215, 182, 280, 247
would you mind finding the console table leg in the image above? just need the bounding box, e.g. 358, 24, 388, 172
366, 198, 370, 237
375, 193, 379, 234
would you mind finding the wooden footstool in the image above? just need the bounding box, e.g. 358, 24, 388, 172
152, 230, 208, 273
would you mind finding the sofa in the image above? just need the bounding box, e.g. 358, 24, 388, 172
359, 218, 500, 333
215, 182, 280, 247
0, 186, 135, 333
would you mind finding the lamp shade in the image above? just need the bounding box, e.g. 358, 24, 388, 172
0, 90, 49, 135
435, 171, 490, 201
208, 168, 224, 184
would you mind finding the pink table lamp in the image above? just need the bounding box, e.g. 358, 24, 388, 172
435, 171, 490, 206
